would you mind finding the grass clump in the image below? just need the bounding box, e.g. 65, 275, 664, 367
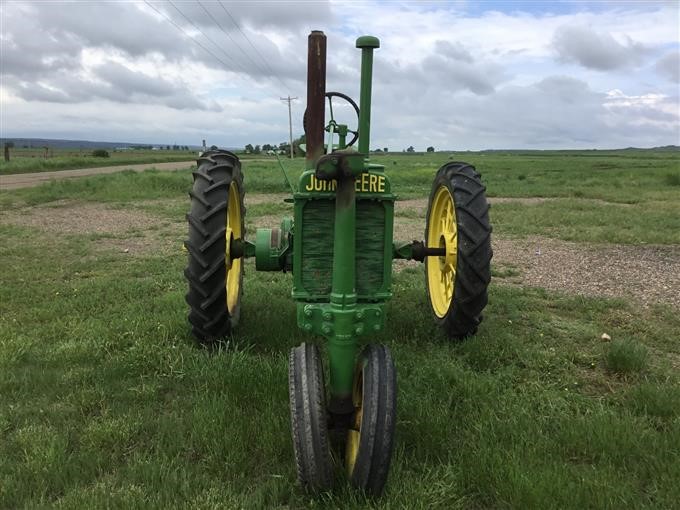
664, 172, 680, 186
626, 383, 680, 420
491, 264, 520, 278
606, 339, 648, 375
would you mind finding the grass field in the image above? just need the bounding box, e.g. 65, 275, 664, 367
1, 150, 679, 508
0, 148, 196, 174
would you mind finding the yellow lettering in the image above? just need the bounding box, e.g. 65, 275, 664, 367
306, 174, 387, 193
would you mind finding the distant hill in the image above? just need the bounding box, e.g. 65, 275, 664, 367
472, 146, 679, 153
626, 145, 680, 152
2, 138, 677, 153
0, 137, 234, 151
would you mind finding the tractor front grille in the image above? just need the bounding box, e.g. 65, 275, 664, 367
301, 199, 334, 296
300, 199, 386, 300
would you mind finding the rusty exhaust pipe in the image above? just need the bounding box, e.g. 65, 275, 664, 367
305, 30, 327, 169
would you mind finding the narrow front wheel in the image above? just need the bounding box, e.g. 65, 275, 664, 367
288, 343, 333, 491
346, 344, 397, 496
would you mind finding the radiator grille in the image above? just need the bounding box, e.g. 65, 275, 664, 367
300, 199, 386, 299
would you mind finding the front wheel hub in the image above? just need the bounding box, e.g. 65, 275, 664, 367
438, 231, 457, 272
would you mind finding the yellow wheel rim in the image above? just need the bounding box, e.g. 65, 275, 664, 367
345, 367, 363, 476
225, 182, 242, 313
426, 186, 458, 318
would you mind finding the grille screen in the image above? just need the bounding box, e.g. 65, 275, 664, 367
301, 199, 386, 299
356, 201, 385, 296
301, 200, 334, 295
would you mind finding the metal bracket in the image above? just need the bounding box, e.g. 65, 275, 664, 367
392, 240, 445, 262
315, 149, 366, 181
231, 239, 255, 259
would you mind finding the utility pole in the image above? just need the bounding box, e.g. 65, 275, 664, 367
280, 95, 298, 159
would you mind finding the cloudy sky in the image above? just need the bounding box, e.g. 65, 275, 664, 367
1, 0, 679, 150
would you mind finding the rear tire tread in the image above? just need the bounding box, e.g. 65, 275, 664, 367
184, 150, 244, 344
425, 162, 493, 339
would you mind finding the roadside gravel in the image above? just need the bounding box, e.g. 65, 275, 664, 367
492, 236, 679, 308
2, 196, 677, 308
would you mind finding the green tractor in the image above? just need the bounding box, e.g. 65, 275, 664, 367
184, 31, 492, 495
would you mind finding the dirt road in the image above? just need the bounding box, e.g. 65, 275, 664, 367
2, 195, 678, 308
0, 161, 196, 190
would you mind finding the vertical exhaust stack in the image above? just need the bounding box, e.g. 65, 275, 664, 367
305, 30, 327, 169
356, 36, 380, 156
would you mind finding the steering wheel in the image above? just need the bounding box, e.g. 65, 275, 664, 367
304, 91, 360, 148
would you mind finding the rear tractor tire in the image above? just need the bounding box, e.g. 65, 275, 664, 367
184, 150, 245, 344
425, 162, 492, 339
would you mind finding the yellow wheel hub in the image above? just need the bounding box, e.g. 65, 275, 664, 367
225, 182, 242, 313
427, 186, 458, 318
345, 368, 364, 476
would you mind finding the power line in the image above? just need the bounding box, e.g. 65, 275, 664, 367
145, 1, 294, 94
142, 0, 297, 146
142, 0, 236, 73
165, 0, 247, 74
195, 0, 269, 79
217, 0, 291, 93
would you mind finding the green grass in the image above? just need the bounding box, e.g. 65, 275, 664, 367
3, 149, 679, 244
370, 150, 680, 203
0, 149, 195, 174
0, 170, 194, 207
664, 172, 680, 186
1, 225, 678, 508
490, 198, 680, 244
1, 150, 679, 507
606, 339, 649, 375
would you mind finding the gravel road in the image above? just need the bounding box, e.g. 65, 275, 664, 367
0, 161, 196, 190
0, 158, 283, 190
2, 196, 678, 309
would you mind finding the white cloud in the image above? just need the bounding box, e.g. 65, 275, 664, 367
1, 1, 678, 149
553, 25, 649, 70
604, 89, 679, 130
655, 51, 680, 83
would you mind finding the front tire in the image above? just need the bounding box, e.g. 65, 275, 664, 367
346, 344, 397, 496
425, 162, 492, 338
184, 150, 245, 344
289, 343, 333, 491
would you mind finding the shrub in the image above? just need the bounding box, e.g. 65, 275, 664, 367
92, 149, 110, 158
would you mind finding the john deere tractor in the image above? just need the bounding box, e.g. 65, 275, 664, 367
184, 31, 492, 495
